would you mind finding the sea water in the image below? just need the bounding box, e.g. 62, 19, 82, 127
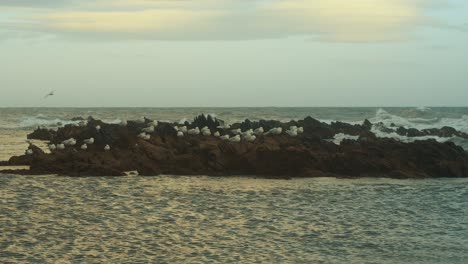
1, 107, 468, 263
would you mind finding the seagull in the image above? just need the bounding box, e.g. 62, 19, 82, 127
188, 127, 200, 135
83, 138, 94, 144
96, 125, 101, 131
254, 127, 264, 135
229, 135, 241, 143
244, 134, 257, 142
57, 144, 65, 150
104, 145, 111, 151
286, 129, 298, 137
241, 129, 253, 137
44, 90, 54, 99
142, 126, 155, 133
201, 127, 211, 136
81, 144, 88, 150
265, 127, 282, 136
231, 128, 241, 135
62, 138, 76, 146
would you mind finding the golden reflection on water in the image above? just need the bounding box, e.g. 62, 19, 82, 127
1, 175, 468, 263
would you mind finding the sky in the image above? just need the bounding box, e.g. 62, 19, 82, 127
1, 0, 468, 107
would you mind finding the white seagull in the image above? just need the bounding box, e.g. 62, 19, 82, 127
286, 129, 298, 137
62, 138, 76, 146
188, 127, 200, 135
83, 138, 94, 144
57, 144, 65, 150
104, 145, 111, 151
244, 134, 257, 142
229, 135, 241, 143
254, 127, 264, 135
142, 126, 155, 133
265, 127, 282, 136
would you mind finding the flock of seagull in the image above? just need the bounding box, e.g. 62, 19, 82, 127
25, 118, 304, 155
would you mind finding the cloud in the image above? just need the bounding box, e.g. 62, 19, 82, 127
0, 0, 443, 42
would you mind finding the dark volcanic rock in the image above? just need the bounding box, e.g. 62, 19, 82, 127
13, 114, 468, 179
27, 128, 56, 141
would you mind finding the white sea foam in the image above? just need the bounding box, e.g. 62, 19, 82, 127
331, 133, 359, 145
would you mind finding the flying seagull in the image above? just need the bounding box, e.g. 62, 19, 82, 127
44, 90, 54, 99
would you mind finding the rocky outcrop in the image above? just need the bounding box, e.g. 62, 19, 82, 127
3, 114, 468, 179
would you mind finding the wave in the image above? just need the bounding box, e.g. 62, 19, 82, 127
370, 108, 468, 133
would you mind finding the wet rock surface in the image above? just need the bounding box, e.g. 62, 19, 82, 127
4, 114, 468, 178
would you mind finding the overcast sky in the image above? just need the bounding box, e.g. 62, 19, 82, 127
1, 0, 467, 107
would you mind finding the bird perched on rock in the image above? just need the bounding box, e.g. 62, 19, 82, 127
244, 134, 257, 142
138, 133, 150, 140
254, 127, 264, 135
201, 127, 211, 136
231, 128, 242, 135
104, 145, 111, 151
286, 129, 298, 137
142, 126, 155, 133
241, 129, 253, 137
229, 135, 241, 143
57, 144, 65, 150
62, 138, 76, 146
83, 138, 94, 144
81, 144, 88, 150
265, 127, 282, 135
96, 125, 101, 131
188, 127, 200, 135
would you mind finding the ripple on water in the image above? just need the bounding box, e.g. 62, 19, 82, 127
1, 176, 468, 263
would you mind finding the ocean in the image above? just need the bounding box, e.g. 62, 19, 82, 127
1, 107, 468, 263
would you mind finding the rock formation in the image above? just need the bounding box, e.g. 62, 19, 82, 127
2, 115, 468, 179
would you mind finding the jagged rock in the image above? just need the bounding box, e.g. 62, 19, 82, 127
27, 128, 56, 141
8, 114, 468, 178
